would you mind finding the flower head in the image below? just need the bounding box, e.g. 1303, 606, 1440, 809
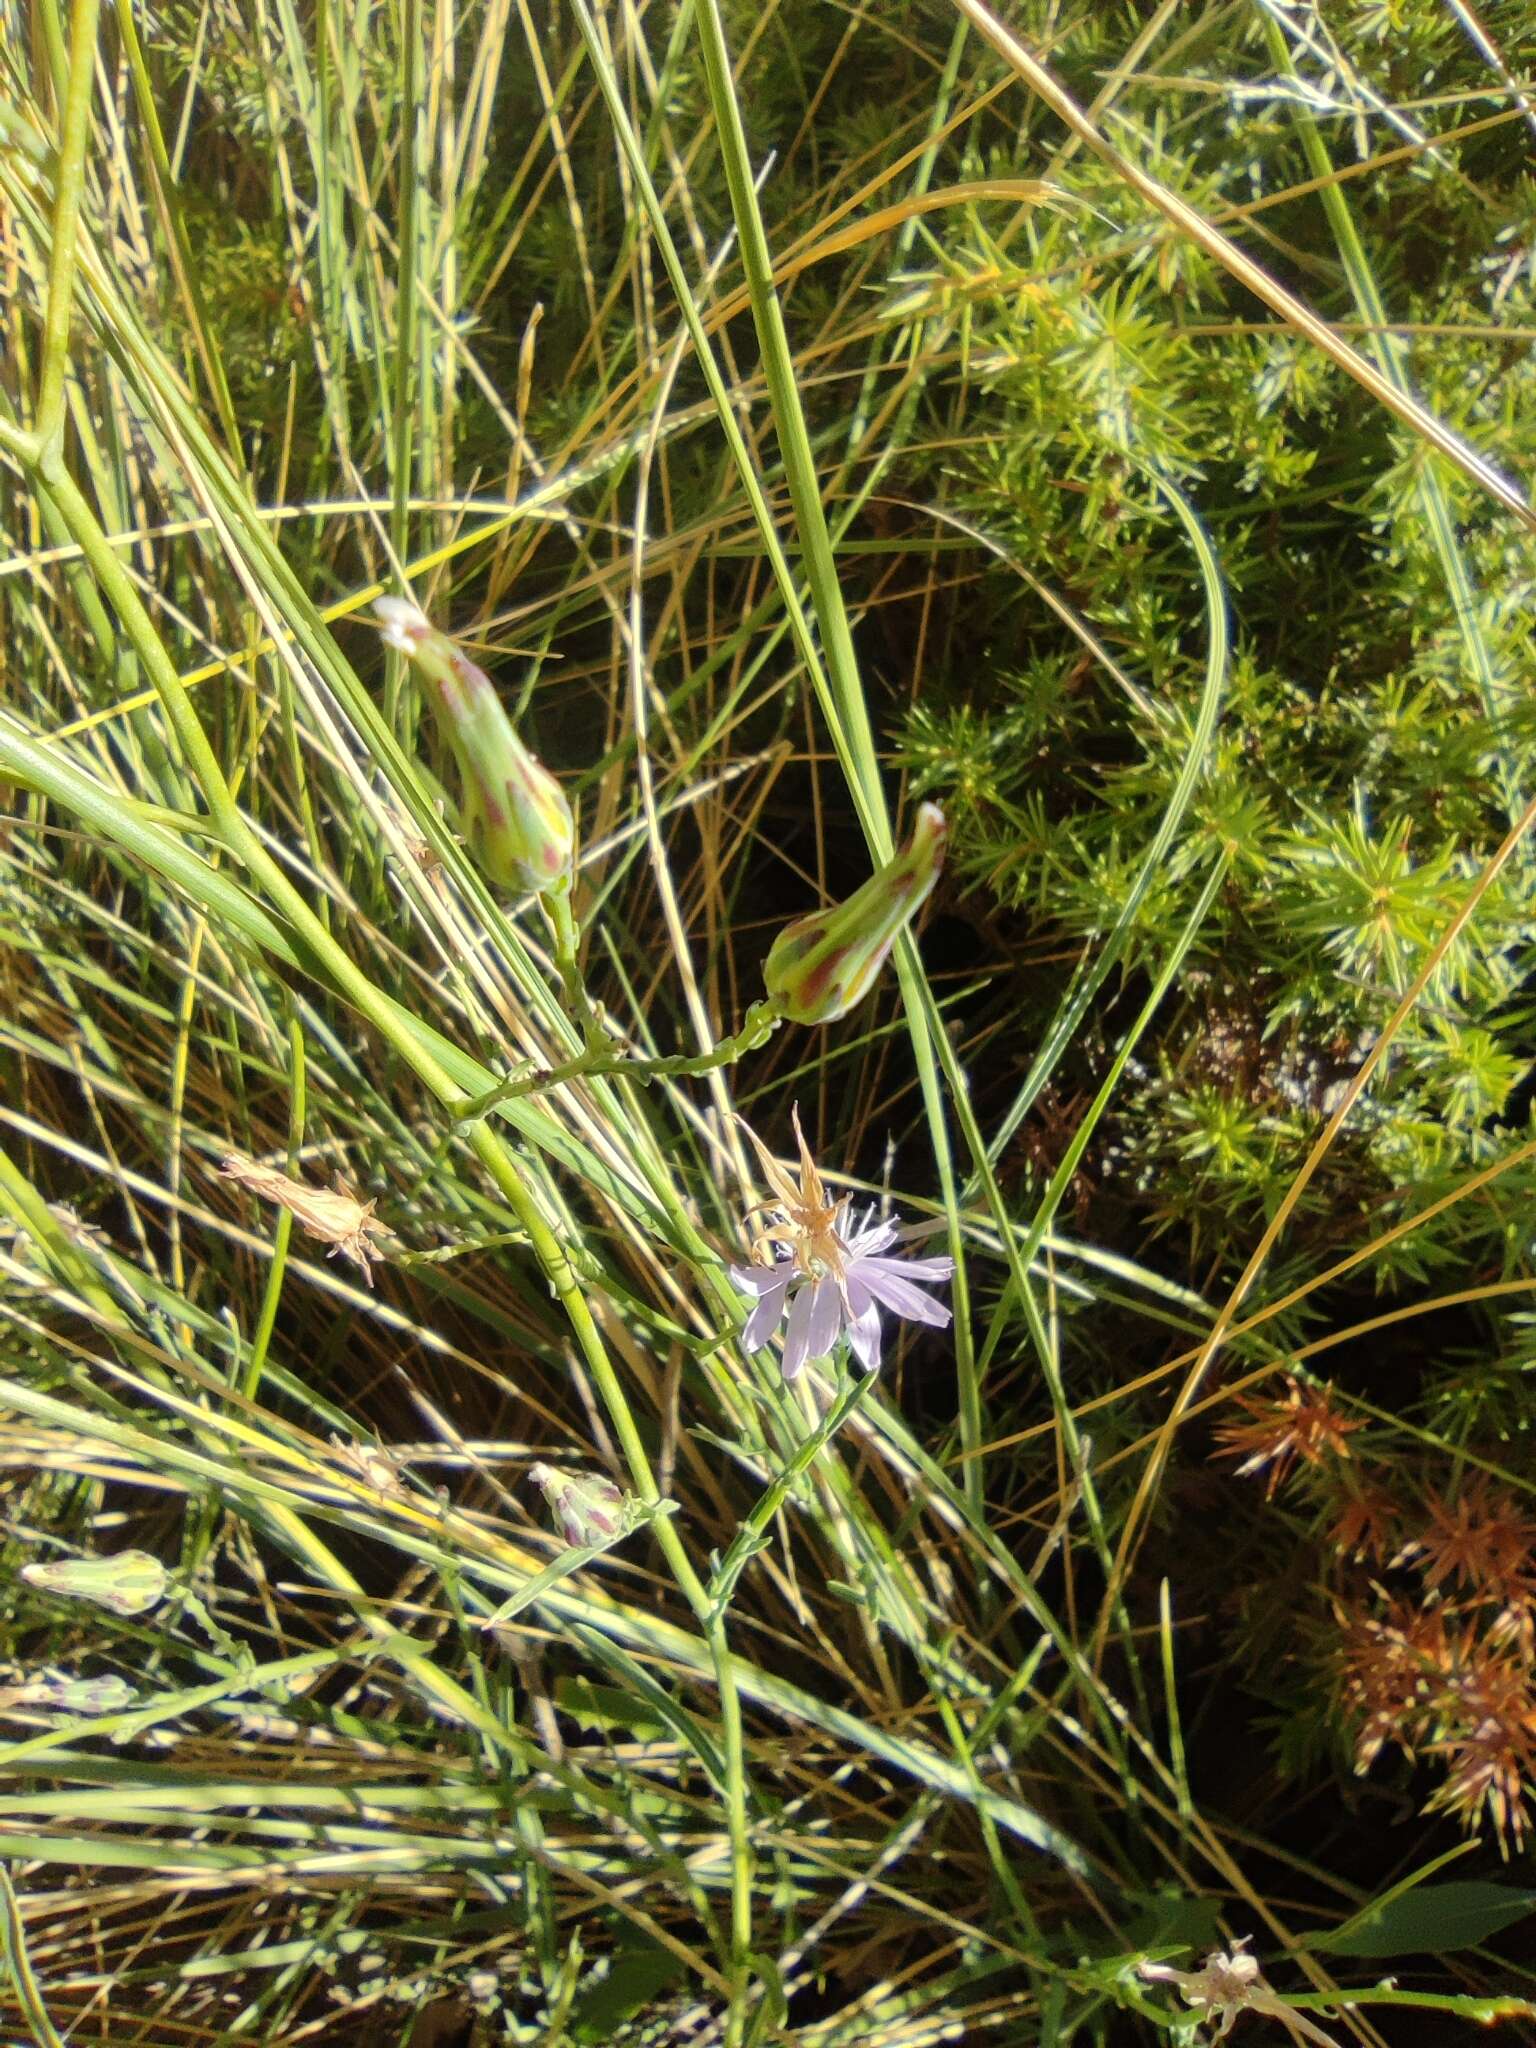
763, 804, 946, 1024
372, 596, 575, 897
22, 1549, 168, 1617
730, 1108, 955, 1379
373, 593, 431, 652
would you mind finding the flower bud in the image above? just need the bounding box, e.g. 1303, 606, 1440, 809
373, 598, 575, 896
527, 1462, 631, 1549
763, 803, 946, 1024
61, 1673, 138, 1711
28, 1672, 138, 1713
22, 1550, 168, 1617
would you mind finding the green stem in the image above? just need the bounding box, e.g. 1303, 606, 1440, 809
707, 1371, 872, 1620
241, 1013, 303, 1401
454, 1000, 782, 1127
543, 885, 604, 1045
388, 0, 422, 712
691, 0, 882, 822
35, 0, 102, 452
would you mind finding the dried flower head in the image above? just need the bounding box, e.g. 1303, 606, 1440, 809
1138, 1939, 1340, 2047
329, 1434, 406, 1495
738, 1104, 851, 1286
219, 1155, 388, 1285
1213, 1378, 1363, 1497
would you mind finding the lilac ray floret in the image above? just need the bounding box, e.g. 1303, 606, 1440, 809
731, 1205, 955, 1381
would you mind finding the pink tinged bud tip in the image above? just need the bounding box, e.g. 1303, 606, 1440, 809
372, 594, 431, 652
764, 804, 946, 1025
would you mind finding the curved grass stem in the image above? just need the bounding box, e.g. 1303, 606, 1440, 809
453, 1000, 783, 1128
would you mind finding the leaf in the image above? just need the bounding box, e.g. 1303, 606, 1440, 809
0, 1864, 67, 2048
1309, 1880, 1536, 1957
554, 1678, 668, 1741
744, 1949, 788, 2044
571, 1941, 683, 2042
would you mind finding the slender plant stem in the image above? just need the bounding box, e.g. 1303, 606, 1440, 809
35, 0, 102, 452
242, 1013, 304, 1400
455, 1001, 782, 1124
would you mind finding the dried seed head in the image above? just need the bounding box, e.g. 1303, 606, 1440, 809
219, 1155, 388, 1285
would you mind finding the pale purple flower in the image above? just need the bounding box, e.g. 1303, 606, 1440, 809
731, 1207, 955, 1380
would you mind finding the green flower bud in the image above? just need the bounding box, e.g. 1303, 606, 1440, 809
21, 1550, 169, 1617
527, 1462, 632, 1549
36, 1673, 138, 1713
763, 803, 947, 1024
374, 597, 575, 896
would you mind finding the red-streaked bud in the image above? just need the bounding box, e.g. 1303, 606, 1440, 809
527, 1462, 632, 1549
373, 597, 575, 896
763, 803, 946, 1024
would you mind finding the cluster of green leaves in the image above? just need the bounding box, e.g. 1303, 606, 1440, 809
892, 11, 1536, 1315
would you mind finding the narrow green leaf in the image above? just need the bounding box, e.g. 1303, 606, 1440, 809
1309, 1880, 1536, 1958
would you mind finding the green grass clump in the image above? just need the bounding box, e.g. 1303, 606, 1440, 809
2, 0, 1536, 2041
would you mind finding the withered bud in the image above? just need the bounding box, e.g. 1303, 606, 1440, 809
219, 1155, 388, 1285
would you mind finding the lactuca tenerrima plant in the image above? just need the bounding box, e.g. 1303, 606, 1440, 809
1, 0, 1535, 2041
